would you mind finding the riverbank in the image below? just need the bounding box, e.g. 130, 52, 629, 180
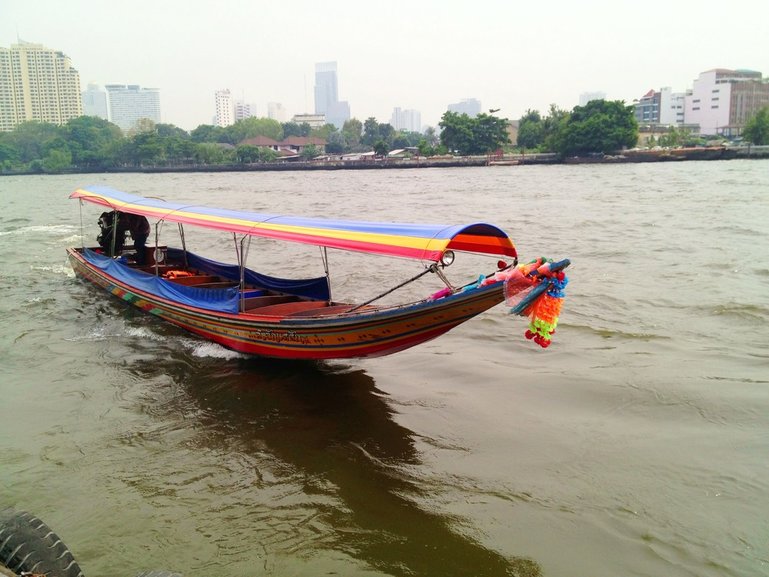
2, 145, 767, 175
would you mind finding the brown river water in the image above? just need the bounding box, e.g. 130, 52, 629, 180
1, 163, 768, 577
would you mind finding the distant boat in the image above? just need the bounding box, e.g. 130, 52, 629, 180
67, 186, 569, 359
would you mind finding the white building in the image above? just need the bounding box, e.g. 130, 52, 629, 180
447, 98, 481, 117
684, 70, 735, 134
684, 69, 768, 135
0, 40, 82, 131
234, 100, 255, 122
390, 107, 422, 132
658, 87, 685, 126
82, 83, 109, 121
214, 89, 234, 127
104, 84, 161, 132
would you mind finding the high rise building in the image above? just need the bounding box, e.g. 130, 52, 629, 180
104, 84, 161, 132
82, 84, 109, 120
214, 89, 234, 127
0, 40, 83, 132
326, 101, 350, 129
391, 107, 422, 132
314, 62, 338, 116
234, 99, 255, 122
447, 98, 481, 117
268, 102, 287, 122
314, 61, 350, 129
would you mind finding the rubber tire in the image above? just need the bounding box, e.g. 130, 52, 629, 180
0, 509, 84, 577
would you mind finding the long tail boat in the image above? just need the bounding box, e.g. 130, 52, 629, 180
67, 186, 569, 359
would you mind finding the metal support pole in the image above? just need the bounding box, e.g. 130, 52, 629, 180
348, 264, 437, 312
178, 222, 188, 268
320, 246, 331, 302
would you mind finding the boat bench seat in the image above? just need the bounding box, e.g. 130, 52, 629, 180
246, 300, 329, 317
241, 295, 300, 312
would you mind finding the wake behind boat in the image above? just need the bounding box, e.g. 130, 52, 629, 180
67, 186, 569, 359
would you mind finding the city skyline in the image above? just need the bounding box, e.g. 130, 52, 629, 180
2, 0, 768, 131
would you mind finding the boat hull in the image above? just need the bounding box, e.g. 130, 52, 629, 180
67, 248, 505, 359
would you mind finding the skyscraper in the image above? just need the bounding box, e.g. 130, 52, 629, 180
215, 89, 234, 127
391, 107, 422, 132
0, 40, 83, 132
82, 84, 109, 120
314, 61, 350, 129
314, 62, 338, 116
104, 84, 161, 132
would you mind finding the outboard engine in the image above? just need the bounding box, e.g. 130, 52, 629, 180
96, 211, 125, 255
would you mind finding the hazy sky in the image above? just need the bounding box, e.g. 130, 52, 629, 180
3, 0, 768, 130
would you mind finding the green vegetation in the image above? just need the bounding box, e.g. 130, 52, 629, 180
0, 114, 432, 173
516, 104, 569, 152
438, 111, 510, 155
654, 126, 708, 148
517, 100, 638, 155
743, 106, 769, 145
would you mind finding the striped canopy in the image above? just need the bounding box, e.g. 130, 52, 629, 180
71, 186, 517, 262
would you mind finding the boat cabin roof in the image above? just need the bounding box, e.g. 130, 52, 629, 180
71, 185, 517, 262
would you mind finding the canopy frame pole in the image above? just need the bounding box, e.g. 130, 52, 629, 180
232, 233, 241, 307
78, 200, 85, 250
320, 246, 332, 303
232, 233, 240, 269
348, 264, 438, 312
239, 235, 251, 289
153, 221, 162, 276
237, 235, 251, 311
109, 209, 118, 258
178, 222, 188, 268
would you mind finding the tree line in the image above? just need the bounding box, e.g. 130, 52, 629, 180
0, 116, 439, 173
517, 100, 769, 154
8, 99, 763, 174
0, 109, 514, 173
0, 106, 577, 174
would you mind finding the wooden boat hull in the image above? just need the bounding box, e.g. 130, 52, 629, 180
67, 248, 505, 359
